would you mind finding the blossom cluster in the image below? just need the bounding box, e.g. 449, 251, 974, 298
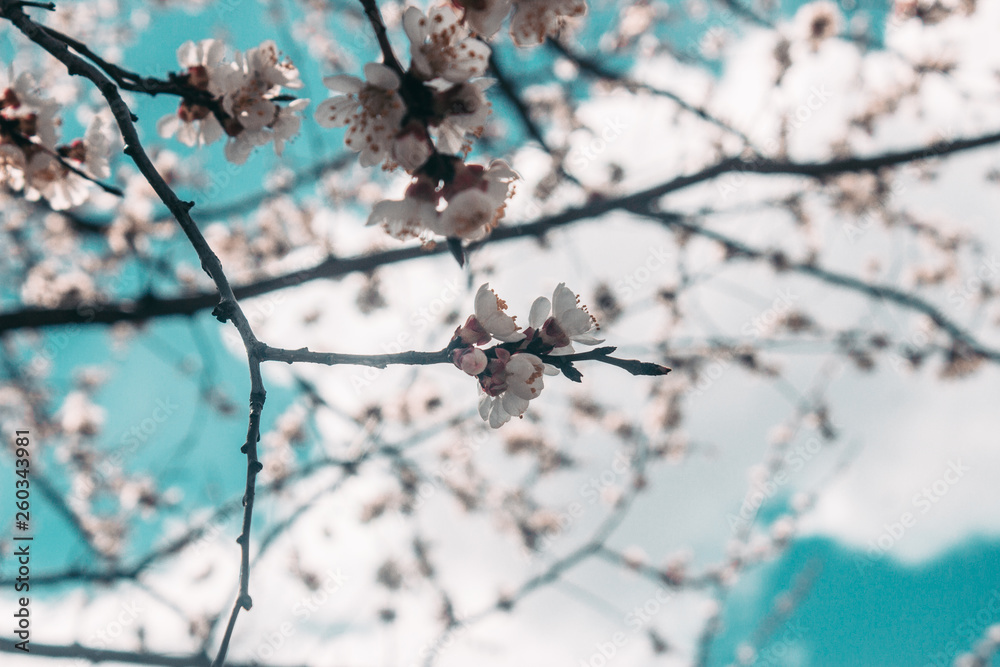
156, 39, 309, 164
0, 72, 112, 210
450, 283, 603, 427
315, 0, 587, 243
367, 157, 517, 241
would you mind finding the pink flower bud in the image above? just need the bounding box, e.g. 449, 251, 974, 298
452, 346, 488, 376
454, 314, 492, 346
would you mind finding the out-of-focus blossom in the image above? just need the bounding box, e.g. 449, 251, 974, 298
0, 71, 61, 149
0, 144, 27, 191
57, 390, 106, 436
454, 0, 513, 38
23, 115, 112, 210
793, 1, 841, 48
21, 259, 99, 308
0, 72, 106, 208
509, 0, 587, 47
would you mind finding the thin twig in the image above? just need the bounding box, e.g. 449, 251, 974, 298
547, 38, 757, 149
639, 207, 1000, 363
260, 343, 670, 380
261, 344, 453, 367
0, 116, 124, 195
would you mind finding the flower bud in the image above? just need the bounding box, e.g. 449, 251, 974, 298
452, 346, 488, 376
454, 314, 492, 346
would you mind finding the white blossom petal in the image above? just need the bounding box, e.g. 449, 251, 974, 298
529, 296, 550, 329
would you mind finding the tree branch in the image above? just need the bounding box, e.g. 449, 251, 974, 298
358, 0, 404, 76
0, 6, 269, 666
5, 128, 1000, 335
261, 344, 453, 367
547, 346, 671, 381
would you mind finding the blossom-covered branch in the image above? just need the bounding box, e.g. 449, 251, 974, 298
313, 0, 589, 247
262, 283, 667, 427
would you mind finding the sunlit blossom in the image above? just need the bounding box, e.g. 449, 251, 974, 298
315, 62, 406, 168
404, 5, 492, 83
528, 283, 603, 354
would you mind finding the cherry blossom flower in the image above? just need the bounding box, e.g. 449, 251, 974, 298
478, 352, 551, 427
231, 39, 304, 93
472, 283, 526, 342
156, 39, 226, 147
216, 40, 309, 164
431, 79, 492, 154
156, 101, 224, 147
23, 116, 112, 211
528, 283, 603, 354
158, 39, 307, 163
367, 159, 518, 242
454, 0, 514, 38
449, 283, 600, 427
509, 0, 587, 46
0, 72, 62, 193
366, 191, 439, 240
315, 62, 405, 168
391, 121, 434, 171
452, 283, 526, 344
404, 5, 491, 83
436, 159, 515, 239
